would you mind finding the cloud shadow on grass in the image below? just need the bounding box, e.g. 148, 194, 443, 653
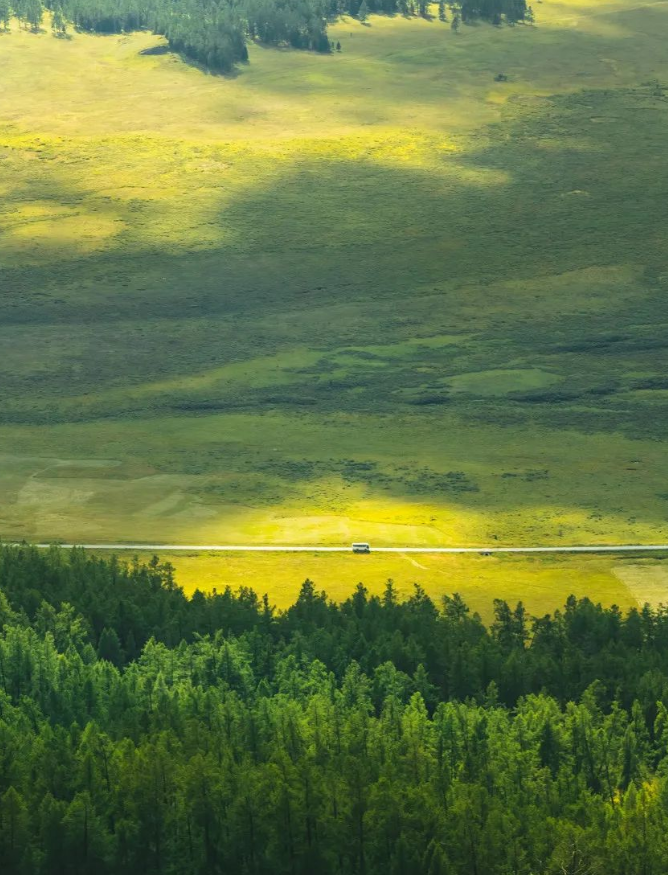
1, 62, 668, 533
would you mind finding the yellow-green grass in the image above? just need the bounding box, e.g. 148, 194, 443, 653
1, 0, 668, 570
104, 551, 668, 622
1, 411, 666, 545
613, 563, 668, 609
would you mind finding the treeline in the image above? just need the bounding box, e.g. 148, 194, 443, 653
334, 0, 528, 26
1, 0, 530, 72
1, 544, 666, 710
0, 543, 667, 873
3, 547, 668, 872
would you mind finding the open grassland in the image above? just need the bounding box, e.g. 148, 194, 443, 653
2, 0, 668, 589
107, 550, 668, 620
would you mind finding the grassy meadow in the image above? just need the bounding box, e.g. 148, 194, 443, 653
146, 550, 668, 618
2, 1, 668, 610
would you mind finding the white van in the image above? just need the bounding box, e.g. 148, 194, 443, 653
352, 542, 371, 553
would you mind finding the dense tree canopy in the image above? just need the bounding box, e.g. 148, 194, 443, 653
1, 544, 668, 872
3, 0, 530, 71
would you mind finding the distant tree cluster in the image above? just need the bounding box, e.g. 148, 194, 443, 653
3, 0, 44, 29
56, 0, 142, 34
1, 0, 531, 71
458, 0, 527, 24
157, 0, 250, 69
0, 544, 668, 872
330, 0, 527, 25
8, 0, 331, 68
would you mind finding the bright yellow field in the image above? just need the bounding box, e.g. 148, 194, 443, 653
2, 0, 668, 612
122, 550, 668, 620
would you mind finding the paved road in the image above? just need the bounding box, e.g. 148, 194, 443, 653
24, 543, 668, 554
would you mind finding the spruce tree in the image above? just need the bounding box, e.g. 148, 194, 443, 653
0, 0, 10, 30
98, 626, 124, 666
51, 3, 66, 34
13, 0, 27, 26
358, 0, 369, 20
25, 0, 41, 29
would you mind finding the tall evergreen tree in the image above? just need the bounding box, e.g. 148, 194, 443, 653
25, 0, 42, 29
51, 4, 67, 34
0, 0, 11, 29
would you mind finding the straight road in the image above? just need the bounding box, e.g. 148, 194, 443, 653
22, 543, 668, 554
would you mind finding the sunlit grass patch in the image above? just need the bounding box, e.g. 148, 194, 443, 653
2, 213, 123, 263
128, 549, 645, 620
447, 368, 560, 396
613, 563, 668, 609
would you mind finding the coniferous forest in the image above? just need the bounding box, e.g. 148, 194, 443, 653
2, 0, 530, 72
1, 544, 668, 873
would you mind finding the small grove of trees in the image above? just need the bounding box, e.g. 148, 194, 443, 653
0, 0, 326, 66
0, 0, 531, 70
8, 0, 43, 28
346, 0, 528, 24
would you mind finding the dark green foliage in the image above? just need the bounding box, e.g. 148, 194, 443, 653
459, 0, 526, 24
2, 544, 667, 872
56, 0, 143, 33
3, 544, 668, 709
97, 626, 123, 666
13, 0, 43, 27
50, 2, 66, 32
44, 0, 323, 70
7, 0, 528, 73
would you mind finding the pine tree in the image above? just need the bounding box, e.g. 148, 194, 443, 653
13, 0, 27, 26
438, 0, 447, 20
25, 0, 42, 30
0, 0, 11, 30
98, 626, 123, 666
358, 0, 368, 20
51, 4, 67, 35
0, 787, 30, 869
451, 10, 460, 31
